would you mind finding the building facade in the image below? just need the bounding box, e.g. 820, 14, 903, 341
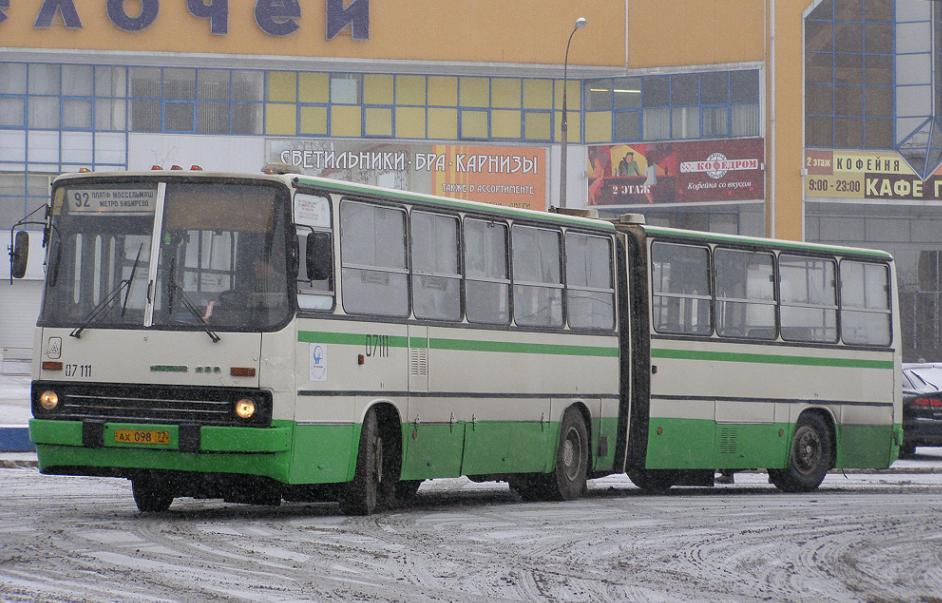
0, 0, 939, 361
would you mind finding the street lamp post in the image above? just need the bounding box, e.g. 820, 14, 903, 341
560, 16, 586, 209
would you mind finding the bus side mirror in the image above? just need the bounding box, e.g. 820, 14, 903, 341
10, 231, 29, 279
306, 232, 332, 281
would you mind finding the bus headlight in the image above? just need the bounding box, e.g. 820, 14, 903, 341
39, 390, 60, 411
234, 398, 256, 420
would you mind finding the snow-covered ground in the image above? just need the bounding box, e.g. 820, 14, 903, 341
0, 469, 940, 602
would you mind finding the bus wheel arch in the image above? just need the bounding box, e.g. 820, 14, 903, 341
339, 402, 402, 515
769, 409, 835, 493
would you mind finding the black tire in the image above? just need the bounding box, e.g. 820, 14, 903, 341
131, 475, 173, 513
394, 480, 422, 501
627, 469, 675, 494
545, 408, 590, 501
899, 443, 917, 458
509, 409, 588, 502
339, 409, 396, 515
768, 413, 834, 493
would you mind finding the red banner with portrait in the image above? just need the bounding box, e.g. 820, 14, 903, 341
587, 138, 765, 206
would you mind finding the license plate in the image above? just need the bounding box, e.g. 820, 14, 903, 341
114, 429, 170, 446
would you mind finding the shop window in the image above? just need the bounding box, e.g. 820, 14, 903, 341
330, 74, 360, 104
524, 111, 551, 141
395, 75, 426, 105
585, 112, 612, 143
428, 76, 457, 106
268, 72, 297, 102
428, 107, 457, 139
300, 73, 329, 103
0, 64, 27, 94
459, 110, 488, 139
523, 79, 553, 110
265, 104, 296, 135
492, 79, 521, 109
460, 77, 489, 108
300, 106, 328, 135
613, 78, 641, 109
364, 107, 392, 137
364, 74, 393, 105
491, 110, 521, 139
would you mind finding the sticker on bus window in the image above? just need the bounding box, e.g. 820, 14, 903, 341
67, 189, 157, 215
310, 344, 328, 382
295, 195, 330, 228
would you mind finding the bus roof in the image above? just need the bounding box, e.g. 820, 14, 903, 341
52, 170, 617, 232
640, 224, 893, 261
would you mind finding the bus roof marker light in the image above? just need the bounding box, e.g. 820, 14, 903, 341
151, 165, 163, 171
190, 165, 203, 171
170, 165, 183, 171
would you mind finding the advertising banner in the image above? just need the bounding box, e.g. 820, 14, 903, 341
587, 138, 765, 207
268, 139, 546, 211
804, 149, 942, 201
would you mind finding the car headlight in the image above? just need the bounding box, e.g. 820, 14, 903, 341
39, 390, 60, 411
234, 398, 256, 420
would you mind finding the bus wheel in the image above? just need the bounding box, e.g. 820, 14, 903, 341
627, 469, 674, 494
395, 480, 422, 502
340, 409, 395, 515
546, 407, 589, 501
131, 475, 173, 513
769, 413, 833, 493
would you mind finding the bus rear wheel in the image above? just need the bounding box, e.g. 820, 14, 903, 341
131, 474, 173, 513
768, 413, 833, 493
340, 409, 396, 515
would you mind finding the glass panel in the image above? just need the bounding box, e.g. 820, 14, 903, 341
0, 64, 27, 94
702, 106, 728, 137
198, 70, 229, 101
672, 106, 700, 138
331, 105, 361, 137
364, 107, 392, 136
614, 111, 641, 140
524, 112, 551, 140
232, 71, 263, 101
642, 76, 669, 107
491, 79, 521, 108
459, 77, 489, 108
95, 66, 126, 97
299, 73, 329, 103
157, 183, 290, 330
364, 74, 393, 105
341, 201, 408, 316
231, 103, 262, 134
586, 80, 612, 110
428, 76, 458, 106
0, 98, 25, 127
566, 232, 614, 330
643, 107, 670, 140
464, 218, 509, 325
29, 97, 59, 129
29, 64, 60, 95
613, 77, 642, 109
62, 65, 93, 97
96, 99, 126, 131
714, 249, 775, 339
779, 254, 837, 342
330, 74, 360, 105
130, 67, 161, 97
268, 71, 297, 102
63, 99, 93, 129
512, 226, 562, 327
492, 109, 521, 138
460, 110, 488, 139
651, 242, 711, 335
395, 107, 425, 138
731, 70, 759, 102
428, 108, 457, 139
396, 75, 426, 105
700, 72, 729, 104
806, 19, 833, 53
523, 79, 553, 109
165, 102, 194, 131
671, 74, 698, 105
411, 212, 460, 321
198, 102, 229, 134
164, 68, 196, 100
300, 106, 328, 135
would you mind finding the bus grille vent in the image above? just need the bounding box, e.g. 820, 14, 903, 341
409, 347, 428, 377
719, 427, 738, 455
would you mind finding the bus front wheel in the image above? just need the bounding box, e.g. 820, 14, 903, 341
131, 474, 173, 513
340, 409, 396, 515
768, 413, 833, 493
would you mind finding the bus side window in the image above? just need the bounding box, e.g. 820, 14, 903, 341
650, 242, 712, 335
565, 231, 615, 330
294, 192, 334, 312
340, 200, 409, 317
714, 248, 775, 339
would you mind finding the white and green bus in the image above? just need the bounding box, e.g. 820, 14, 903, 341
10, 168, 902, 514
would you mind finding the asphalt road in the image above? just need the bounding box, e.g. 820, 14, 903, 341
1, 468, 941, 602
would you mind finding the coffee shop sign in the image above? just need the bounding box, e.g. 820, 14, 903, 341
0, 0, 370, 38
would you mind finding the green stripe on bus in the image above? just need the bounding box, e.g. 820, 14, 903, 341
650, 347, 893, 369
298, 330, 619, 357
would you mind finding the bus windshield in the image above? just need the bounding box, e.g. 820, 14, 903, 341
40, 180, 292, 332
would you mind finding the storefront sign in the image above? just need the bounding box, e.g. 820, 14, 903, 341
587, 138, 765, 206
804, 149, 942, 201
7, 0, 369, 38
269, 140, 547, 211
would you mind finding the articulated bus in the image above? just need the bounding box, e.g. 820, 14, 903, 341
9, 168, 902, 514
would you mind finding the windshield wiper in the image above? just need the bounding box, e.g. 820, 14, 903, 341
166, 256, 221, 343
70, 243, 144, 339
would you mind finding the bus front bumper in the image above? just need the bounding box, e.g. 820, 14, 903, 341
29, 419, 293, 481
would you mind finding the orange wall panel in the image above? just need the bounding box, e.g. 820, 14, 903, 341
628, 0, 765, 67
